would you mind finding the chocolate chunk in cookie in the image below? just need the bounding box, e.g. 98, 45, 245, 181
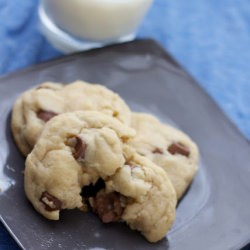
72, 137, 87, 161
40, 192, 62, 211
168, 142, 190, 157
37, 110, 58, 122
91, 191, 123, 223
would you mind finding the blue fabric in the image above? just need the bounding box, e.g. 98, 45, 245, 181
0, 0, 250, 249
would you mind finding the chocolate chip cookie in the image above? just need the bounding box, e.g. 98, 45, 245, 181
25, 111, 176, 242
128, 112, 199, 200
11, 80, 131, 156
109, 146, 177, 242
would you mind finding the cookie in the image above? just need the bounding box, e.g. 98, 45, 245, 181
128, 112, 199, 200
24, 111, 176, 242
108, 146, 177, 242
11, 80, 131, 156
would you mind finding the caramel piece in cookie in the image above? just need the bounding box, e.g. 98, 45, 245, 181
128, 112, 199, 200
11, 80, 131, 156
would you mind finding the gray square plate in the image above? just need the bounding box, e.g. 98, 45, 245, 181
0, 39, 250, 250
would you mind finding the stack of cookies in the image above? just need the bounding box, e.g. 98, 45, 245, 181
11, 80, 199, 243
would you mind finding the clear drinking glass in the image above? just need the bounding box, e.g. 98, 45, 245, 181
39, 0, 153, 53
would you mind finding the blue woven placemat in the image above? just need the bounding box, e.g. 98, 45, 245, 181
1, 0, 250, 249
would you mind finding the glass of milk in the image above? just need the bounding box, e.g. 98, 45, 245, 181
39, 0, 153, 54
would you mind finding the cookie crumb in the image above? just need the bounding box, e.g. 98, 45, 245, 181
6, 165, 15, 172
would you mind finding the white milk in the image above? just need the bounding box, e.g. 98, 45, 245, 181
42, 0, 153, 41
